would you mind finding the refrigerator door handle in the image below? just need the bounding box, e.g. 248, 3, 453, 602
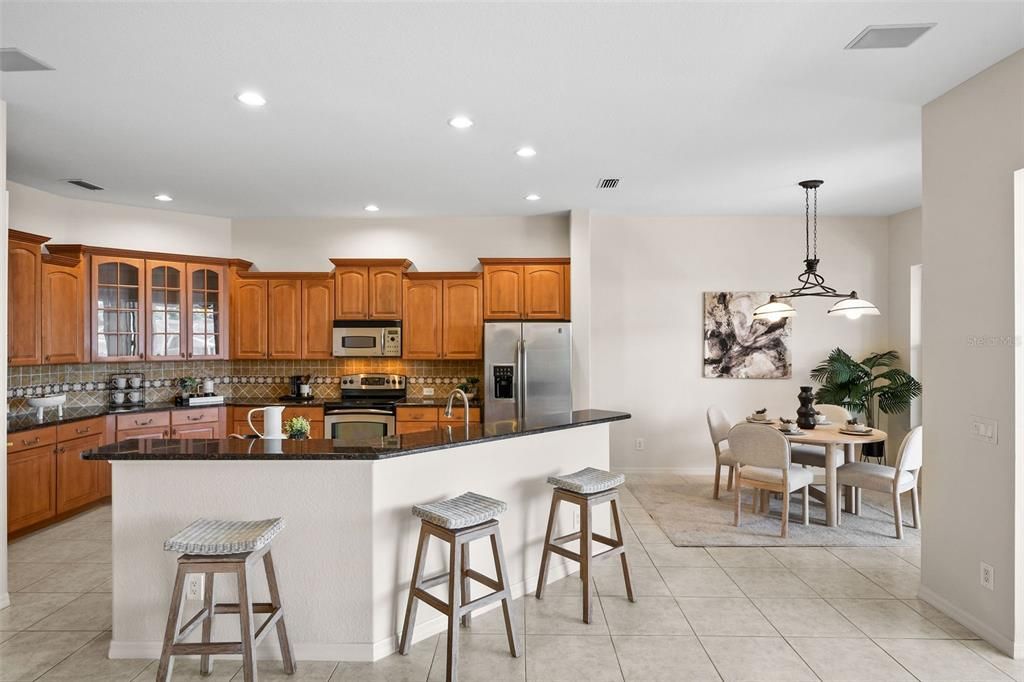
520, 338, 528, 421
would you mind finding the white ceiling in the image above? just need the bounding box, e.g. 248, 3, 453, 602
1, 1, 1022, 219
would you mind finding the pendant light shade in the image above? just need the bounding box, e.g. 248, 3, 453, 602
827, 294, 880, 320
752, 296, 797, 322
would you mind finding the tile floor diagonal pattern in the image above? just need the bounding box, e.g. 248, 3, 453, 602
0, 474, 1020, 681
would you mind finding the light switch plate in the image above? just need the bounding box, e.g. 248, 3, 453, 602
970, 415, 998, 445
423, 388, 434, 396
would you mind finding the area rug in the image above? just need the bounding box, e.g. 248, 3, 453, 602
626, 475, 920, 547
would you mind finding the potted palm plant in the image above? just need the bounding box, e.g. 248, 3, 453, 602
810, 348, 922, 460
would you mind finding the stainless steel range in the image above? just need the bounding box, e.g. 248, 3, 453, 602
323, 373, 406, 440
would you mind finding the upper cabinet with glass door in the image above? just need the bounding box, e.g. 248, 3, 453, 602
146, 261, 185, 361
187, 264, 227, 359
92, 256, 146, 362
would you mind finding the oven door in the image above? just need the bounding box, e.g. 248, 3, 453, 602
324, 410, 396, 440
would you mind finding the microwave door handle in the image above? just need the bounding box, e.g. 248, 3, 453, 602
381, 329, 386, 353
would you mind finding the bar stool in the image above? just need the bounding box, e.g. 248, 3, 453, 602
536, 467, 635, 623
157, 518, 295, 682
399, 492, 521, 682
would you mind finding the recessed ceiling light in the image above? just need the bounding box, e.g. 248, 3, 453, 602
236, 91, 267, 107
364, 204, 380, 212
448, 115, 474, 129
525, 194, 541, 202
154, 194, 173, 202
845, 24, 936, 49
516, 146, 537, 158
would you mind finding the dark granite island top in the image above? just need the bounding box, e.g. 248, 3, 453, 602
82, 409, 630, 461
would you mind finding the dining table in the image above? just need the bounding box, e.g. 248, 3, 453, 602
741, 419, 888, 527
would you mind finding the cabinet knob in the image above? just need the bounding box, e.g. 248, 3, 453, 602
22, 436, 40, 446
44, 355, 50, 361
162, 431, 169, 438
57, 446, 66, 454
76, 426, 91, 434
6, 442, 13, 448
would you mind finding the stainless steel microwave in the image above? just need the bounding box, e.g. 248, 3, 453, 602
332, 320, 402, 357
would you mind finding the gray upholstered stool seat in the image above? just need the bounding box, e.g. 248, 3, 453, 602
163, 517, 285, 555
412, 492, 508, 529
547, 467, 625, 495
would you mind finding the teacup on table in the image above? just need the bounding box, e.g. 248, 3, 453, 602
814, 414, 828, 424
780, 422, 797, 433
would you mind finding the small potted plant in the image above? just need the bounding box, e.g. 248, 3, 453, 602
283, 416, 311, 440
178, 376, 198, 399
456, 377, 480, 400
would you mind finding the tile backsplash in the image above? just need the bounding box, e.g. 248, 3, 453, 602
7, 359, 484, 416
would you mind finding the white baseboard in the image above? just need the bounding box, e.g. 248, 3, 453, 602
917, 585, 1020, 658
108, 562, 579, 662
0, 592, 9, 610
613, 466, 715, 476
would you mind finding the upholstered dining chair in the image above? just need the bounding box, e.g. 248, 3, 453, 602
836, 425, 923, 539
706, 406, 739, 499
789, 403, 852, 468
728, 422, 813, 538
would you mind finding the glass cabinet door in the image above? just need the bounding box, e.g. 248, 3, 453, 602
146, 261, 185, 360
92, 256, 146, 361
187, 264, 226, 359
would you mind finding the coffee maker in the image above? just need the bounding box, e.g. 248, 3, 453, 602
282, 375, 312, 402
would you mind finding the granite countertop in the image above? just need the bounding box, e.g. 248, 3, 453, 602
6, 398, 327, 434
82, 409, 631, 461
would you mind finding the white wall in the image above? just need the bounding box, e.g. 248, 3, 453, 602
918, 50, 1024, 656
7, 182, 232, 256
569, 209, 592, 409
231, 215, 569, 272
1, 100, 9, 608
588, 214, 890, 472
887, 207, 923, 451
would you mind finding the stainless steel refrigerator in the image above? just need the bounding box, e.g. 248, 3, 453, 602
484, 322, 572, 422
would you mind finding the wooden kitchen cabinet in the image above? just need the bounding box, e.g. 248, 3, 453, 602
396, 405, 481, 435
8, 231, 47, 366
331, 259, 411, 320
402, 278, 443, 359
116, 425, 170, 441
8, 444, 57, 533
41, 251, 89, 365
187, 263, 228, 360
302, 277, 335, 359
231, 277, 268, 359
481, 259, 570, 320
92, 255, 146, 361
268, 279, 302, 359
56, 433, 105, 514
442, 276, 483, 359
230, 405, 323, 438
146, 260, 186, 361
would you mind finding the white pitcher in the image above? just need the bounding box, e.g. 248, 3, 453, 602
247, 405, 286, 439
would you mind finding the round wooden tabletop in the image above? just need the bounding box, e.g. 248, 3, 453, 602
742, 419, 887, 445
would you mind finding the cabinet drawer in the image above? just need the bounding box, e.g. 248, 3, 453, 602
238, 406, 323, 422
172, 407, 221, 426
396, 421, 438, 435
396, 407, 438, 422
116, 411, 170, 431
117, 425, 170, 441
8, 426, 57, 454
57, 417, 106, 443
439, 407, 481, 424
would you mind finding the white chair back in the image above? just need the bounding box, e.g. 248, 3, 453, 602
895, 425, 923, 472
728, 422, 791, 470
815, 403, 851, 423
706, 406, 731, 446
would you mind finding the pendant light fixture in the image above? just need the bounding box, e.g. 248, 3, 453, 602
753, 180, 880, 322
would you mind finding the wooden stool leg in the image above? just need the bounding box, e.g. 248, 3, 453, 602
156, 562, 188, 682
580, 499, 593, 624
445, 539, 463, 682
263, 551, 295, 674
460, 540, 472, 628
200, 571, 215, 676
489, 527, 521, 657
734, 476, 742, 527
781, 488, 790, 538
610, 497, 635, 603
400, 525, 430, 655
237, 563, 258, 682
535, 494, 559, 599
892, 488, 904, 540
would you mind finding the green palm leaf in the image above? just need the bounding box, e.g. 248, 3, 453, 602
810, 348, 921, 424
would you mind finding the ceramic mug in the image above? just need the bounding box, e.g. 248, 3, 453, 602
112, 391, 125, 404
129, 377, 142, 389
299, 384, 311, 397
128, 391, 142, 403
780, 422, 797, 433
815, 413, 828, 424
114, 377, 127, 390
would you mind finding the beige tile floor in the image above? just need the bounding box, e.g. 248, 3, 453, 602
1, 477, 1022, 681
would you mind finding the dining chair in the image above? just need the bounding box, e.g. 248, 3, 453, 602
706, 406, 739, 499
728, 423, 813, 538
836, 426, 922, 539
790, 403, 852, 468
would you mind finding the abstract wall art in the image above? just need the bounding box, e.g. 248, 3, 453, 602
703, 291, 792, 379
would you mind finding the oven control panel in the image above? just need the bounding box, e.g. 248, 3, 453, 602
339, 373, 406, 388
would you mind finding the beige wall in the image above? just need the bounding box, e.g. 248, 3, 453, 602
1, 100, 9, 606
919, 49, 1024, 655
887, 207, 923, 451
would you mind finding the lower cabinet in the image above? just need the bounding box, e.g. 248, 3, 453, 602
8, 444, 57, 533
170, 406, 225, 439
396, 405, 482, 435
230, 406, 324, 439
57, 433, 105, 514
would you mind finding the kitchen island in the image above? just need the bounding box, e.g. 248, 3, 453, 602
84, 409, 629, 662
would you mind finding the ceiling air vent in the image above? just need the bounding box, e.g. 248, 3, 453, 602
0, 48, 54, 72
596, 178, 620, 189
66, 179, 104, 191
845, 24, 935, 50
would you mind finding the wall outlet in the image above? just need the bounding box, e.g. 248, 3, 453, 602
634, 438, 645, 451
423, 387, 435, 396
970, 415, 998, 444
186, 574, 205, 601
981, 562, 995, 591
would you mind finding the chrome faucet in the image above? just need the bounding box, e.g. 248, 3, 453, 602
444, 389, 470, 430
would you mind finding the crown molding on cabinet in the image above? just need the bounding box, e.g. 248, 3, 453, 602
477, 257, 570, 265
329, 258, 413, 270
